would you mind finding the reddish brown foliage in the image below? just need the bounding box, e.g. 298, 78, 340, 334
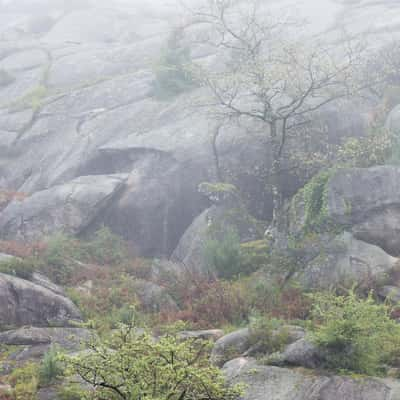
0, 240, 46, 258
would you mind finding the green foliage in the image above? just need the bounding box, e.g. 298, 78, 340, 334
153, 28, 195, 99
240, 240, 270, 272
0, 257, 36, 280
9, 362, 39, 400
63, 322, 243, 400
38, 346, 63, 387
248, 315, 289, 356
40, 233, 85, 284
57, 384, 85, 400
337, 128, 392, 168
85, 226, 129, 265
296, 169, 340, 235
198, 182, 238, 203
39, 228, 130, 284
310, 290, 400, 375
204, 228, 242, 279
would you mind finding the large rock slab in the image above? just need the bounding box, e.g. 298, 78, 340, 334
292, 232, 398, 290
172, 186, 261, 272
223, 358, 397, 400
0, 174, 127, 241
0, 273, 81, 329
211, 328, 251, 367
0, 327, 91, 349
284, 166, 400, 257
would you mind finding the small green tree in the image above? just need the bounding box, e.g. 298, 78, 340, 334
63, 322, 243, 400
153, 27, 195, 98
86, 226, 129, 265
204, 228, 242, 279
38, 346, 64, 387
310, 290, 400, 375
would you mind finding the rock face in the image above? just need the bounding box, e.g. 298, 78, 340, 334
326, 166, 400, 256
285, 166, 400, 257
274, 166, 400, 290
0, 174, 127, 241
0, 273, 81, 328
293, 232, 398, 290
223, 357, 400, 400
269, 338, 322, 369
172, 186, 261, 271
1, 0, 394, 257
0, 326, 91, 350
211, 328, 251, 367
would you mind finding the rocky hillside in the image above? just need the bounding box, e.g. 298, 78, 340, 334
2, 1, 400, 400
0, 0, 399, 258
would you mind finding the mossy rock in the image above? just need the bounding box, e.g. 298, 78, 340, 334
198, 182, 239, 204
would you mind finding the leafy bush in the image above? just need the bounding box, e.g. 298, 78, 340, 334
248, 315, 289, 356
40, 233, 86, 284
85, 226, 129, 265
57, 384, 85, 400
38, 346, 63, 387
62, 322, 243, 400
153, 28, 195, 99
204, 228, 242, 279
310, 290, 400, 375
0, 257, 36, 280
300, 169, 334, 233
240, 240, 270, 272
9, 362, 38, 400
337, 129, 392, 168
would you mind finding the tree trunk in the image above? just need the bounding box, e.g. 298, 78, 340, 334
269, 120, 283, 222
211, 124, 223, 182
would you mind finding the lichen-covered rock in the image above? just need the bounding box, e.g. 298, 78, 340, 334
0, 273, 81, 329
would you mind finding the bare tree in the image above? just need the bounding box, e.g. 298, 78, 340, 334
187, 0, 369, 221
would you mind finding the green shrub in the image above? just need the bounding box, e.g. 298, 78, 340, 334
57, 384, 85, 400
301, 169, 334, 233
204, 228, 242, 279
240, 240, 270, 273
40, 234, 82, 284
248, 315, 289, 356
310, 290, 400, 375
62, 322, 243, 400
153, 28, 195, 99
86, 226, 128, 265
9, 362, 39, 400
0, 257, 36, 280
38, 346, 63, 387
337, 129, 392, 168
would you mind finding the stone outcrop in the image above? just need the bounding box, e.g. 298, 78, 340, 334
0, 273, 81, 328
1, 0, 394, 257
0, 174, 127, 241
223, 357, 400, 400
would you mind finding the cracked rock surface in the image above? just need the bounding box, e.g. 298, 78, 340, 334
1, 0, 399, 257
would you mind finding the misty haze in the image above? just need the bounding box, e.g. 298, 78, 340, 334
1, 0, 400, 399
